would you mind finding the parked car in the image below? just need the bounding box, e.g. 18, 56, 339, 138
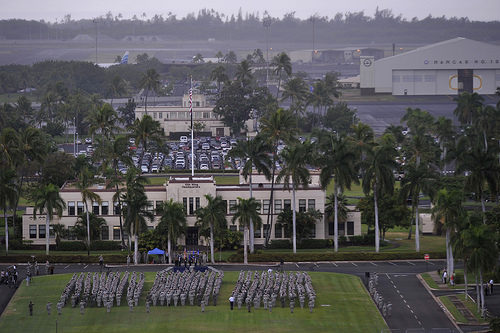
85, 137, 92, 144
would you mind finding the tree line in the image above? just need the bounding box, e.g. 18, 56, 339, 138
1, 7, 499, 44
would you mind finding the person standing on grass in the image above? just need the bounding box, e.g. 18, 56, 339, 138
229, 294, 235, 310
29, 301, 34, 316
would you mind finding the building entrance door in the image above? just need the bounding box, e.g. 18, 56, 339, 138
186, 227, 198, 245
458, 69, 473, 93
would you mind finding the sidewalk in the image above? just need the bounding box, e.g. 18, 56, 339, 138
427, 271, 479, 325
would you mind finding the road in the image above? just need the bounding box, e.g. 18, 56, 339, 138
3, 259, 493, 332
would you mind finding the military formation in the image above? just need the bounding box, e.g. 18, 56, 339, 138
368, 273, 392, 317
230, 270, 316, 314
145, 267, 223, 308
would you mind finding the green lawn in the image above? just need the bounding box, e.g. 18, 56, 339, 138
0, 271, 387, 333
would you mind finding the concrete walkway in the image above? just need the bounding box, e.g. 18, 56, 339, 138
428, 271, 479, 325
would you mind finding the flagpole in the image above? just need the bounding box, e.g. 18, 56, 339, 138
190, 77, 194, 177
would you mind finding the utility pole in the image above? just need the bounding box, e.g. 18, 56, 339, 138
93, 19, 98, 64
263, 18, 271, 87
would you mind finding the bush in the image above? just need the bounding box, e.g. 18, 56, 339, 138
298, 239, 329, 249
90, 241, 122, 251
349, 235, 364, 246
8, 239, 33, 250
454, 272, 464, 285
58, 241, 86, 251
338, 236, 347, 246
491, 317, 500, 333
267, 240, 292, 249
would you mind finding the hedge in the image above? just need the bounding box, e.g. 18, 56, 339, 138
0, 254, 128, 264
227, 251, 447, 263
58, 241, 87, 251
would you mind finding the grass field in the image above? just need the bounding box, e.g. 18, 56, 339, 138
0, 271, 387, 333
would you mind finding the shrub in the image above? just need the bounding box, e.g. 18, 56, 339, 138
298, 239, 329, 249
8, 239, 32, 250
267, 240, 292, 249
349, 235, 364, 246
490, 317, 500, 333
453, 272, 464, 285
338, 236, 347, 246
58, 241, 86, 251
90, 241, 122, 251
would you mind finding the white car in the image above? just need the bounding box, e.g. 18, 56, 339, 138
200, 163, 209, 170
180, 136, 188, 143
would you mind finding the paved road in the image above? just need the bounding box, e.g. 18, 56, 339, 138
3, 259, 487, 332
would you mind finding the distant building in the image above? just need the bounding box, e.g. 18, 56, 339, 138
360, 37, 500, 95
22, 173, 362, 248
290, 47, 384, 64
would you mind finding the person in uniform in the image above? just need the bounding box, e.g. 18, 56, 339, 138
57, 302, 62, 315
229, 294, 235, 310
29, 301, 34, 316
46, 301, 52, 315
79, 301, 85, 315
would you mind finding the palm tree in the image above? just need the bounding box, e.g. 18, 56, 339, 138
123, 189, 154, 265
281, 77, 309, 115
228, 135, 271, 252
33, 183, 66, 255
50, 223, 68, 251
400, 163, 438, 252
74, 168, 102, 255
454, 92, 484, 126
361, 135, 398, 252
15, 96, 34, 124
128, 114, 163, 167
232, 197, 262, 264
74, 212, 107, 244
431, 189, 466, 277
195, 194, 227, 264
235, 59, 253, 85
349, 122, 374, 160
433, 116, 454, 162
0, 167, 17, 255
0, 127, 22, 168
107, 75, 127, 107
307, 80, 333, 126
157, 199, 188, 264
86, 103, 121, 145
40, 91, 59, 120
271, 52, 292, 99
259, 108, 299, 247
277, 142, 312, 253
138, 68, 161, 115
210, 65, 229, 94
94, 136, 134, 248
224, 51, 237, 63
318, 131, 358, 252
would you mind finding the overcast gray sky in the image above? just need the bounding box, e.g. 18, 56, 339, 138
1, 0, 498, 22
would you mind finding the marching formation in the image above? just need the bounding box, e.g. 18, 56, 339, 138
146, 268, 223, 308
230, 270, 316, 313
368, 273, 392, 317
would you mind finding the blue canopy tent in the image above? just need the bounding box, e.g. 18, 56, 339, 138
148, 248, 165, 263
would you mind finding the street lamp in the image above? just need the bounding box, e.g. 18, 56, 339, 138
263, 18, 271, 87
93, 19, 98, 64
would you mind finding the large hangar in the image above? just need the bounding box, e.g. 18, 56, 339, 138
360, 38, 500, 96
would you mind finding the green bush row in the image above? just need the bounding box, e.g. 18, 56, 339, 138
0, 254, 128, 264
58, 241, 123, 251
227, 251, 446, 263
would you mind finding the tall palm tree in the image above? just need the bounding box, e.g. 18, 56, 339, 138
94, 136, 134, 248
232, 197, 262, 264
433, 116, 454, 162
107, 75, 127, 107
0, 167, 17, 255
74, 212, 107, 244
40, 91, 59, 120
74, 168, 102, 255
86, 103, 121, 145
128, 114, 163, 167
271, 52, 292, 99
235, 59, 253, 85
15, 96, 34, 124
157, 199, 188, 264
50, 223, 68, 251
228, 135, 271, 252
431, 189, 466, 277
400, 163, 438, 252
361, 135, 398, 252
0, 127, 22, 168
259, 108, 299, 247
138, 68, 161, 115
318, 131, 358, 252
33, 183, 66, 255
195, 194, 227, 264
281, 77, 309, 115
277, 142, 312, 253
210, 65, 229, 94
349, 122, 374, 160
307, 80, 333, 126
454, 92, 484, 126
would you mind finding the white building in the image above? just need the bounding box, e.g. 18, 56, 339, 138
360, 37, 500, 96
22, 173, 362, 248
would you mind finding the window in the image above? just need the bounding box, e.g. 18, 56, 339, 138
156, 201, 163, 212
147, 201, 154, 212
68, 201, 75, 215
39, 225, 46, 239
229, 225, 237, 232
274, 224, 282, 238
328, 222, 334, 236
283, 199, 291, 211
102, 201, 109, 215
68, 227, 76, 240
158, 112, 162, 119
299, 199, 306, 212
229, 200, 236, 214
263, 225, 270, 239
77, 201, 84, 215
101, 226, 109, 240
195, 112, 202, 119
347, 222, 354, 236
308, 199, 315, 211
49, 226, 55, 239
274, 200, 282, 214
254, 226, 261, 238
309, 225, 316, 238
92, 201, 99, 215
339, 222, 345, 236
113, 226, 121, 240
114, 202, 120, 215
183, 197, 188, 213
189, 197, 194, 215
153, 112, 157, 119
195, 197, 200, 211
263, 200, 270, 214
29, 225, 37, 239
